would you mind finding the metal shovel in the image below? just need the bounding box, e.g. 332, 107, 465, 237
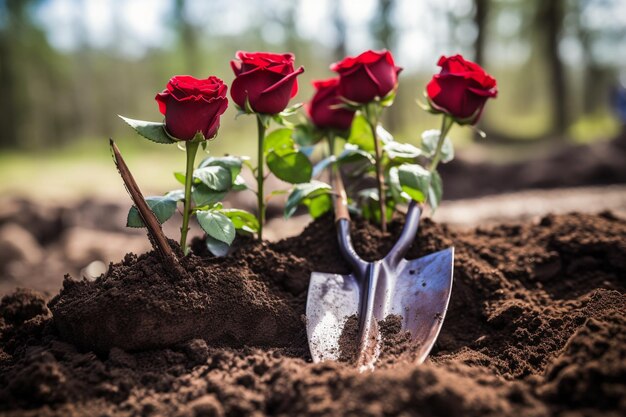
306, 165, 454, 371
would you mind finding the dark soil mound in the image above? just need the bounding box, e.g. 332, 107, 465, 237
1, 212, 625, 416
440, 132, 626, 199
48, 240, 306, 353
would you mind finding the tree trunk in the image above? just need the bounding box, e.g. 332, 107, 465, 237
537, 0, 568, 138
372, 0, 400, 132
332, 1, 347, 62
174, 0, 199, 74
473, 0, 488, 66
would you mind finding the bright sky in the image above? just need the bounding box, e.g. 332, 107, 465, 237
34, 0, 473, 71
35, 0, 626, 71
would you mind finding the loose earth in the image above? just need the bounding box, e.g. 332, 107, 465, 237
1, 212, 625, 416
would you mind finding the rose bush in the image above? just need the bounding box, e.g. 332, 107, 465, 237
155, 75, 228, 141
307, 78, 356, 131
230, 51, 304, 114
331, 49, 401, 104
426, 55, 497, 125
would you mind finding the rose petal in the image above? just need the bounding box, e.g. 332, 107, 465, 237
255, 66, 304, 114
155, 90, 170, 116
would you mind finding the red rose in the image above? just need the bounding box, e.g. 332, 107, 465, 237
330, 50, 402, 104
306, 78, 356, 131
155, 75, 228, 141
230, 51, 304, 114
426, 55, 497, 125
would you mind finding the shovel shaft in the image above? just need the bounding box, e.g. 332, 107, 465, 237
330, 160, 350, 222
385, 201, 422, 268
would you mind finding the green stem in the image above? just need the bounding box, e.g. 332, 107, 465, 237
364, 106, 387, 233
429, 115, 454, 173
327, 131, 336, 159
180, 140, 200, 254
256, 115, 267, 240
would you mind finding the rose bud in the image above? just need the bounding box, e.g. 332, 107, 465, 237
155, 75, 228, 141
306, 78, 356, 131
331, 50, 402, 104
426, 54, 497, 125
230, 51, 305, 114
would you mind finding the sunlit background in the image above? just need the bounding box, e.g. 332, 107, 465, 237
1, 0, 625, 199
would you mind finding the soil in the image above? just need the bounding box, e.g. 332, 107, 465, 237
439, 130, 626, 199
1, 212, 625, 416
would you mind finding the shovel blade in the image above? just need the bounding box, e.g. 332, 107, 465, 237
306, 272, 359, 363
388, 247, 454, 364
306, 247, 454, 366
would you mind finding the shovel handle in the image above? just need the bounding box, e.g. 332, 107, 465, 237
330, 162, 350, 222
330, 161, 367, 275
385, 200, 422, 267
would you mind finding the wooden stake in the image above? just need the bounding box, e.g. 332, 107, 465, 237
110, 139, 186, 278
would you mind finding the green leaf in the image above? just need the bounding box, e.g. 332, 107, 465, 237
292, 123, 323, 147
312, 156, 336, 178
165, 189, 185, 201
279, 102, 303, 116
220, 208, 259, 233
193, 166, 232, 191
304, 194, 332, 218
421, 130, 454, 162
384, 141, 422, 160
440, 138, 454, 163
337, 144, 376, 165
376, 124, 394, 144
196, 210, 236, 245
284, 180, 332, 218
398, 164, 431, 203
264, 128, 295, 156
420, 130, 439, 156
119, 115, 176, 144
192, 184, 227, 206
127, 196, 177, 228
379, 90, 397, 107
232, 174, 248, 191
428, 170, 443, 211
347, 114, 375, 152
205, 235, 230, 257
198, 156, 242, 178
174, 172, 186, 185
267, 151, 312, 184
388, 166, 407, 204
357, 188, 378, 222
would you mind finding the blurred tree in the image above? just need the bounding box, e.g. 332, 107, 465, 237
0, 0, 32, 148
371, 0, 401, 131
332, 0, 347, 62
573, 0, 619, 118
473, 0, 489, 66
0, 0, 68, 149
537, 0, 568, 138
173, 0, 199, 74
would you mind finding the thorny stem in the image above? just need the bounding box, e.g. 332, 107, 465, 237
429, 115, 454, 173
180, 140, 200, 254
256, 115, 267, 240
364, 105, 387, 233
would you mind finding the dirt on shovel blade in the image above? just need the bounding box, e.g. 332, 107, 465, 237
0, 212, 625, 417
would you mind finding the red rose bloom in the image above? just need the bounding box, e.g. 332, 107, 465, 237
331, 50, 402, 104
230, 51, 304, 114
306, 78, 356, 131
155, 75, 228, 141
426, 55, 497, 125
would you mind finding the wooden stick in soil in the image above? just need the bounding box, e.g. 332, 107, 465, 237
109, 139, 186, 278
